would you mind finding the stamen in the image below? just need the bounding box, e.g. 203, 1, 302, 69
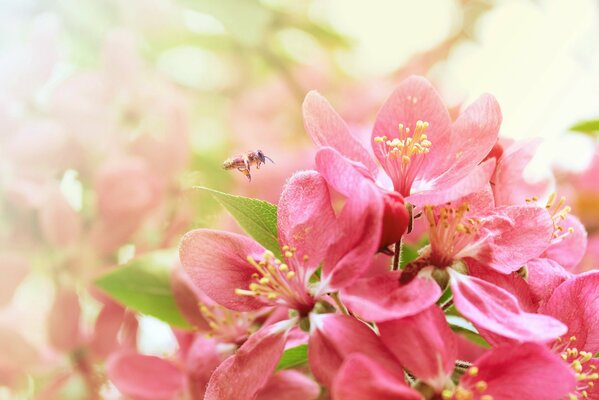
529, 192, 574, 243
198, 302, 254, 342
373, 120, 432, 195
554, 335, 599, 399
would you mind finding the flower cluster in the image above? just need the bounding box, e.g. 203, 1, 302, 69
177, 77, 598, 400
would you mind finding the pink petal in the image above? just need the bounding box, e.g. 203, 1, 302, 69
526, 258, 572, 309
256, 370, 320, 400
541, 215, 587, 271
0, 326, 39, 388
0, 253, 29, 307
493, 138, 553, 206
47, 287, 81, 352
473, 205, 554, 273
278, 171, 336, 280
459, 343, 575, 400
449, 270, 567, 343
171, 264, 210, 330
308, 314, 402, 388
303, 91, 378, 175
322, 179, 383, 290
540, 271, 599, 353
39, 186, 81, 247
379, 306, 456, 392
315, 147, 376, 198
184, 336, 222, 400
179, 229, 267, 311
467, 261, 535, 312
408, 158, 495, 206
89, 302, 125, 360
205, 320, 292, 400
372, 76, 451, 180
107, 352, 185, 400
341, 270, 441, 322
332, 354, 421, 400
442, 94, 502, 183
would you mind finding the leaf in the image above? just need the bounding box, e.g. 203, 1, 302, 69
570, 119, 599, 134
195, 187, 281, 258
447, 315, 490, 348
276, 344, 308, 370
95, 250, 190, 329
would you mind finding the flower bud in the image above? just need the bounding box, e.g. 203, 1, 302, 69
379, 191, 410, 249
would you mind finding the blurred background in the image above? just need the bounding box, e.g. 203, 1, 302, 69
1, 0, 599, 398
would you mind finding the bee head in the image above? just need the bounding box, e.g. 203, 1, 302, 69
256, 149, 266, 163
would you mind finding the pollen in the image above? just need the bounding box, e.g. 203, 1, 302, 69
235, 248, 314, 312
198, 302, 254, 342
424, 203, 481, 268
527, 192, 574, 242
554, 335, 598, 399
373, 120, 432, 195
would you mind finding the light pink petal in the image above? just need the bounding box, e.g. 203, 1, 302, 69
467, 261, 535, 312
315, 147, 376, 198
89, 302, 125, 359
107, 352, 185, 400
408, 159, 495, 206
332, 354, 421, 400
341, 270, 441, 322
379, 306, 456, 392
493, 138, 553, 206
372, 76, 451, 180
322, 180, 383, 290
460, 343, 575, 400
526, 258, 572, 309
308, 314, 402, 389
47, 287, 81, 352
449, 270, 567, 343
278, 171, 336, 279
540, 271, 599, 353
541, 215, 587, 271
303, 91, 378, 175
472, 205, 554, 273
442, 94, 501, 182
0, 326, 39, 388
205, 320, 292, 400
455, 334, 488, 363
185, 336, 222, 400
256, 370, 320, 400
179, 229, 267, 311
0, 253, 29, 307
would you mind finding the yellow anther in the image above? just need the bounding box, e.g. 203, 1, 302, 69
286, 271, 296, 280
441, 389, 453, 399
468, 366, 479, 377
475, 381, 488, 392
285, 251, 293, 258
282, 245, 290, 251
279, 264, 289, 272
481, 396, 493, 400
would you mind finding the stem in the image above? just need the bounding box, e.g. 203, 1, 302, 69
392, 239, 402, 271
441, 298, 454, 311
330, 292, 349, 315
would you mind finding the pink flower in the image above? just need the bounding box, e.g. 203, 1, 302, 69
303, 75, 501, 206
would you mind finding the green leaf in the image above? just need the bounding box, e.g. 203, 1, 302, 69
95, 250, 190, 329
570, 119, 599, 134
399, 243, 419, 269
276, 344, 308, 370
447, 315, 490, 348
195, 187, 281, 258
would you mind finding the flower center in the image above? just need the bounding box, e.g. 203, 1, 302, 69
374, 120, 432, 196
235, 248, 314, 313
553, 336, 598, 399
199, 302, 254, 344
425, 203, 481, 268
442, 367, 493, 400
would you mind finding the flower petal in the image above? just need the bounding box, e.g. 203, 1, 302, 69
205, 320, 292, 400
303, 91, 378, 175
526, 258, 572, 309
47, 287, 81, 352
106, 352, 185, 400
0, 253, 29, 307
256, 370, 320, 400
179, 229, 267, 311
185, 336, 222, 400
278, 171, 336, 280
540, 271, 599, 353
332, 354, 421, 400
471, 205, 554, 273
449, 270, 567, 343
379, 306, 456, 392
308, 314, 402, 389
171, 264, 210, 330
341, 270, 441, 322
460, 343, 575, 400
372, 76, 451, 181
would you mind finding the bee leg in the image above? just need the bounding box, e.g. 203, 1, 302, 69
237, 167, 251, 182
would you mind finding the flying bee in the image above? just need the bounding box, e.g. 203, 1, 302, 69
222, 149, 274, 181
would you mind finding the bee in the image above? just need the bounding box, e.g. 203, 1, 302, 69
222, 149, 274, 181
